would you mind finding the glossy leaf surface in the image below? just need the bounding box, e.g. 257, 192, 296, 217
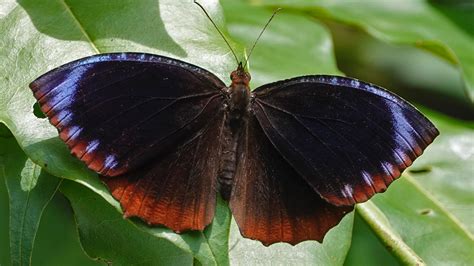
368, 111, 474, 265
3, 0, 469, 264
0, 132, 100, 266
0, 0, 235, 264
346, 111, 474, 265
0, 0, 352, 264
0, 137, 61, 266
60, 180, 194, 265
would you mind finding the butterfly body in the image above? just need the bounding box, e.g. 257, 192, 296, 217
218, 63, 252, 200
30, 52, 438, 245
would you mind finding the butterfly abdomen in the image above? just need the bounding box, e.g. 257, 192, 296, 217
217, 121, 240, 200
218, 105, 249, 200
218, 69, 251, 200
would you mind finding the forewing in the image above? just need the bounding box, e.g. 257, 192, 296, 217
30, 53, 225, 176
230, 116, 352, 246
252, 75, 439, 206
101, 110, 225, 232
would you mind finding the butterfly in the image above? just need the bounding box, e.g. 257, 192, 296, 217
29, 2, 438, 246
29, 51, 438, 246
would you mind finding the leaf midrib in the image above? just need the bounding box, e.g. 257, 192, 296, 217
59, 0, 100, 54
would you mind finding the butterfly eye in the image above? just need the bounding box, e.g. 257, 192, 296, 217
230, 70, 237, 81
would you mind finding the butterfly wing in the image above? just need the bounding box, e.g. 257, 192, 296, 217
31, 53, 227, 231
30, 53, 225, 177
230, 116, 352, 245
252, 75, 439, 206
102, 111, 226, 232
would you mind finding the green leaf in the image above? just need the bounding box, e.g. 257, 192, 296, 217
228, 214, 354, 265
3, 0, 472, 264
344, 213, 398, 266
409, 110, 474, 233
222, 0, 342, 88
355, 111, 474, 265
60, 180, 233, 265
1, 0, 353, 264
0, 138, 12, 266
20, 159, 41, 192
203, 197, 233, 266
0, 137, 61, 266
0, 0, 236, 264
0, 133, 100, 265
356, 202, 424, 265
59, 180, 193, 265
0, 123, 13, 137
261, 0, 474, 102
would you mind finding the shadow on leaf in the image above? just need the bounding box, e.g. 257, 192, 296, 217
17, 0, 187, 57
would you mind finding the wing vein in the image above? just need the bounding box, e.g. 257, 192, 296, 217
254, 101, 325, 189
103, 95, 222, 175
257, 99, 362, 179
179, 129, 205, 228
259, 99, 397, 181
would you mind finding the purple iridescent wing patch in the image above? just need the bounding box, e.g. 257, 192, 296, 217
31, 53, 225, 176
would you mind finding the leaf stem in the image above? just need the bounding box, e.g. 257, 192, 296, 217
356, 201, 425, 266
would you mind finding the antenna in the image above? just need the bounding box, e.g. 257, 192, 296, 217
243, 8, 282, 68
194, 1, 240, 65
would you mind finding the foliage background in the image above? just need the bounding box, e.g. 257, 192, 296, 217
0, 0, 472, 265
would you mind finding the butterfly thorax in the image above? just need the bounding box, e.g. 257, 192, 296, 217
218, 64, 251, 200
228, 64, 251, 114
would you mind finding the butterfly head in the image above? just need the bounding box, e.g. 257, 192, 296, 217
230, 62, 251, 86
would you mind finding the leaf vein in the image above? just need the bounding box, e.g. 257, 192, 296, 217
59, 0, 100, 53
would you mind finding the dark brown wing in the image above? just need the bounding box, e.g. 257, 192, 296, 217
252, 75, 439, 206
30, 53, 225, 177
229, 116, 352, 246
102, 110, 226, 232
